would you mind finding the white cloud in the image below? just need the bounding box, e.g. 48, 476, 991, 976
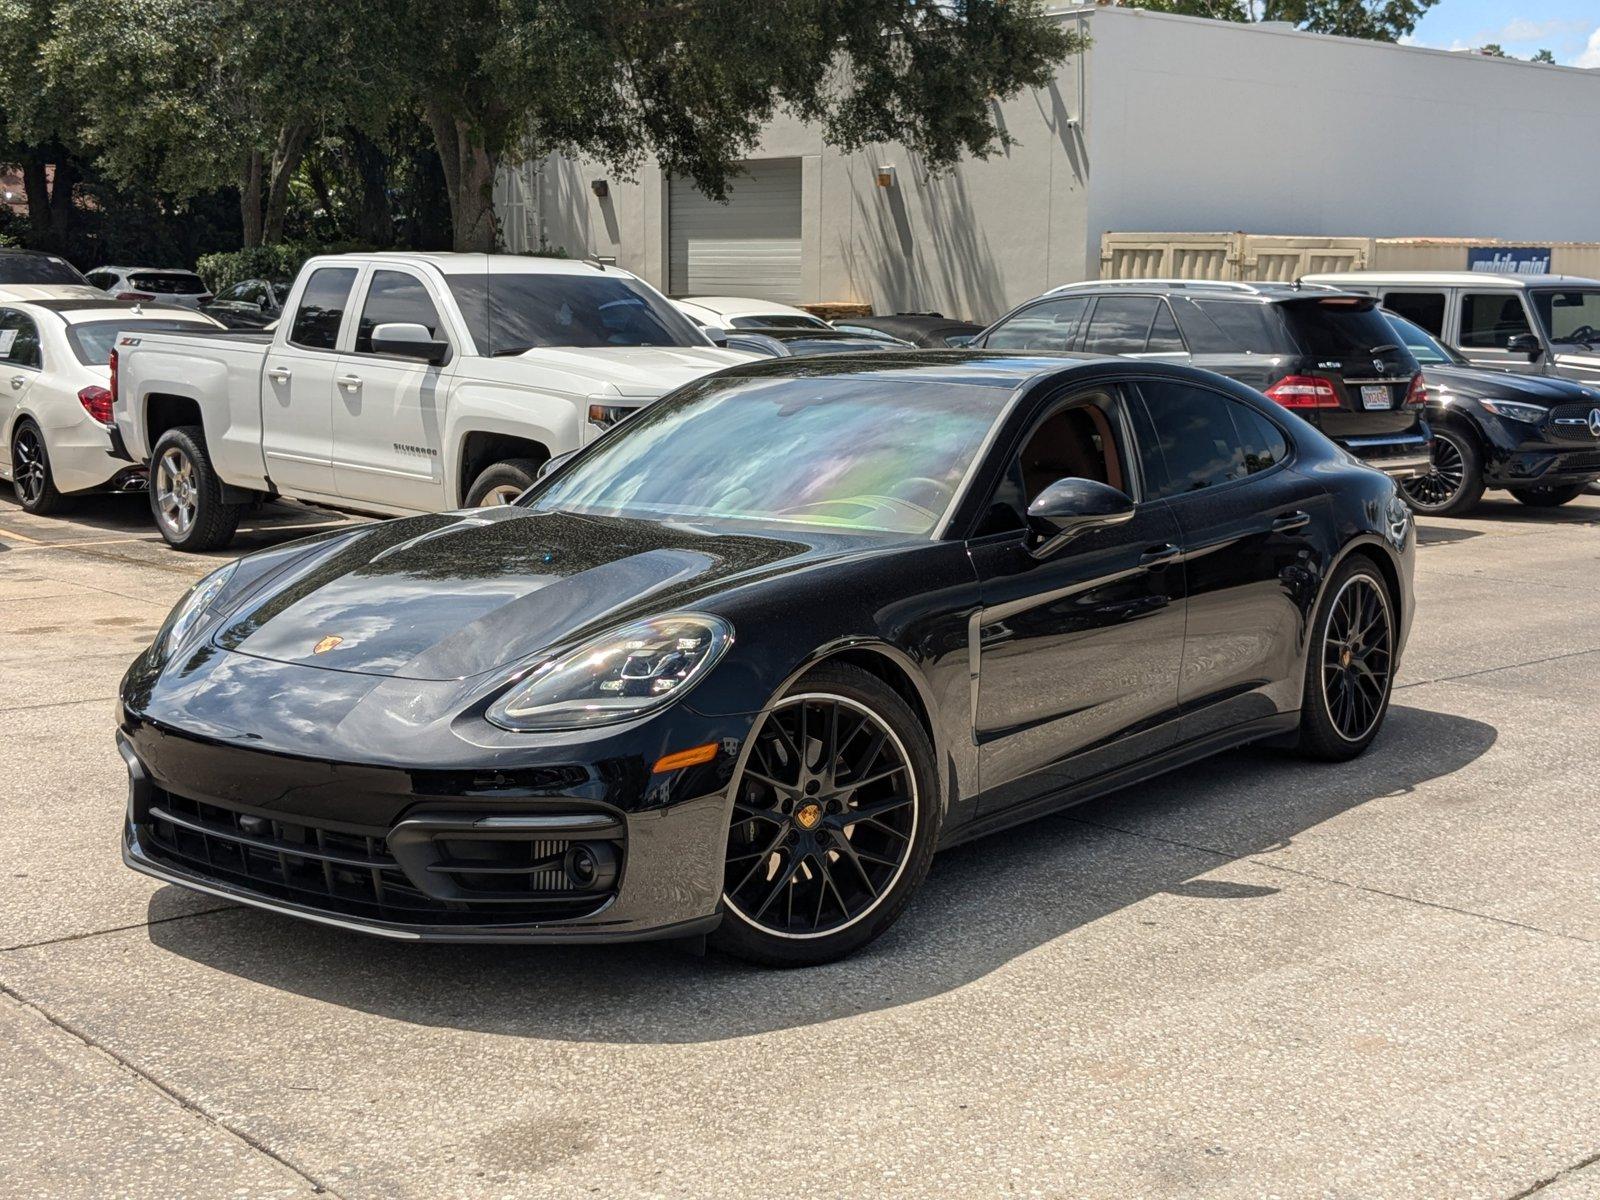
1578, 27, 1600, 68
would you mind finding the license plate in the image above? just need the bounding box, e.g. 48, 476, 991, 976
1360, 385, 1390, 410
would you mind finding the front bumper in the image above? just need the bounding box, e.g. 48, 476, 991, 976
118, 716, 736, 944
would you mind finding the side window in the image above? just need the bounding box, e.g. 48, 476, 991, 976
973, 392, 1130, 536
288, 267, 358, 351
1175, 299, 1284, 355
1459, 292, 1533, 349
1146, 302, 1186, 354
241, 281, 268, 307
1382, 291, 1446, 335
983, 297, 1088, 351
0, 310, 43, 369
1229, 403, 1289, 475
86, 271, 116, 291
355, 270, 445, 354
1138, 381, 1259, 498
1081, 296, 1159, 355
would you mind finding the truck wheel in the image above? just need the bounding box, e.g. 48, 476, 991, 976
1507, 483, 1586, 508
465, 457, 545, 507
149, 426, 242, 552
11, 420, 73, 516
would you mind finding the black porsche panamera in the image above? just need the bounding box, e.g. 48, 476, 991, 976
119, 352, 1415, 965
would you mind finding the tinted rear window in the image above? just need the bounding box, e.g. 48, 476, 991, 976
0, 253, 89, 286
1179, 300, 1288, 355
1280, 298, 1398, 357
129, 273, 207, 294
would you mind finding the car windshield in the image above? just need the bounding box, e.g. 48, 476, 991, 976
66, 319, 211, 365
529, 373, 1004, 536
447, 271, 707, 355
1382, 311, 1465, 366
728, 314, 829, 330
1530, 289, 1600, 345
0, 253, 90, 286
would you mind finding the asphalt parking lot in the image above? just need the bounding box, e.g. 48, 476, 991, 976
2, 492, 1598, 1200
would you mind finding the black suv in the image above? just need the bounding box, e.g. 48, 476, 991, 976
975, 280, 1432, 479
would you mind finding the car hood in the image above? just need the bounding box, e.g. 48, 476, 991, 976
511, 345, 752, 397
1423, 364, 1600, 405
213, 507, 856, 681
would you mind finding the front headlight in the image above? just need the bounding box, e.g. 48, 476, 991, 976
487, 613, 732, 732
1480, 399, 1548, 424
154, 561, 237, 661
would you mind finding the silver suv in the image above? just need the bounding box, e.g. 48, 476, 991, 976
1301, 271, 1600, 386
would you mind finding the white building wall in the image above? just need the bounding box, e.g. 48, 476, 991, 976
506, 5, 1600, 317
1084, 7, 1600, 248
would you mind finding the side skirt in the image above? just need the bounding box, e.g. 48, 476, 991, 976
937, 711, 1301, 851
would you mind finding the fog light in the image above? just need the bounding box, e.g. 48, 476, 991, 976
563, 842, 619, 891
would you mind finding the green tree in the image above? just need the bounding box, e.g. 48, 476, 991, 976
395, 0, 1082, 251
1134, 0, 1438, 41
45, 0, 401, 246
0, 0, 89, 250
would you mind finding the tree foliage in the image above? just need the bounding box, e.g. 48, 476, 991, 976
1132, 0, 1438, 41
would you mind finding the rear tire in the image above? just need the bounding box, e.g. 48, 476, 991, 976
11, 420, 73, 515
1297, 557, 1396, 763
464, 457, 545, 507
711, 663, 941, 966
1401, 427, 1484, 517
1507, 483, 1585, 508
149, 426, 242, 552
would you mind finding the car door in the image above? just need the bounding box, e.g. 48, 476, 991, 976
260, 266, 358, 500
1133, 378, 1332, 740
968, 383, 1188, 816
331, 266, 454, 512
0, 308, 40, 467
1455, 289, 1544, 375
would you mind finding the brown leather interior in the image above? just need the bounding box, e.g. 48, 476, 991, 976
1018, 400, 1124, 503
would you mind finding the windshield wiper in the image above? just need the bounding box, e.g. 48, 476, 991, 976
491, 345, 536, 357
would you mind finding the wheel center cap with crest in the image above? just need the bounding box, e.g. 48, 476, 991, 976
795, 802, 823, 831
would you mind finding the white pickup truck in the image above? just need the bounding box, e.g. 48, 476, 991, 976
111, 252, 749, 549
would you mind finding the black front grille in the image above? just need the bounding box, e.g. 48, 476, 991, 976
140, 790, 617, 925
1546, 403, 1600, 444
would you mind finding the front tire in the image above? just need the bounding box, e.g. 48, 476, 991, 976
465, 457, 545, 507
11, 420, 72, 515
1507, 483, 1586, 508
1401, 427, 1484, 516
711, 664, 941, 966
1297, 557, 1396, 763
149, 426, 242, 551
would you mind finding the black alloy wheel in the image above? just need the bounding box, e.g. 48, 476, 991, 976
11, 421, 69, 515
714, 665, 938, 965
1402, 428, 1483, 516
1297, 560, 1395, 761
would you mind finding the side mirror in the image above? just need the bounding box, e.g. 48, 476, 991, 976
537, 450, 577, 480
945, 334, 975, 347
1026, 477, 1135, 554
702, 325, 731, 348
371, 321, 449, 365
1506, 332, 1544, 361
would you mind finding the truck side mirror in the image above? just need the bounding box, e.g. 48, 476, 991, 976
537, 450, 577, 480
1506, 332, 1544, 361
371, 322, 450, 365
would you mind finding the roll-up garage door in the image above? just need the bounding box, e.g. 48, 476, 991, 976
669, 159, 802, 301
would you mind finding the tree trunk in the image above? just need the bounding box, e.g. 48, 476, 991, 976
240, 151, 265, 248
47, 157, 79, 245
20, 155, 51, 244
262, 122, 311, 245
423, 101, 498, 253
348, 126, 394, 247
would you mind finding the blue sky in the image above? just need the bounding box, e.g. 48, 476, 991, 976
1403, 1, 1600, 66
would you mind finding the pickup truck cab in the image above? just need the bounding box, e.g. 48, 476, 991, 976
112, 253, 749, 549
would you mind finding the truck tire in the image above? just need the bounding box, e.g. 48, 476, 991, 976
11, 419, 73, 516
149, 426, 243, 552
465, 457, 545, 507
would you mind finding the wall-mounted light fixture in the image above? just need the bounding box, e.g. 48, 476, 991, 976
875, 165, 897, 190
590, 179, 609, 199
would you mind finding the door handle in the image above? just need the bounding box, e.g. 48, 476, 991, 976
1139, 542, 1181, 566
337, 374, 363, 391
9, 375, 24, 390
267, 366, 292, 384
1271, 510, 1311, 533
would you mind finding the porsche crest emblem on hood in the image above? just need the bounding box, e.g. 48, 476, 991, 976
312, 635, 343, 655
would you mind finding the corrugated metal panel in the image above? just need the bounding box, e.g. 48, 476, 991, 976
669, 160, 803, 300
